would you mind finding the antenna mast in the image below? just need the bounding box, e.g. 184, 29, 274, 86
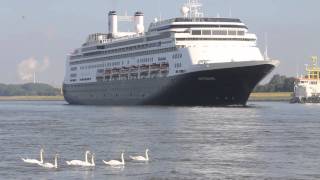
117, 11, 134, 22
264, 33, 269, 60
182, 0, 204, 18
311, 56, 318, 67
33, 72, 36, 84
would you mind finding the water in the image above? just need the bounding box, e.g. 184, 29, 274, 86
0, 101, 319, 179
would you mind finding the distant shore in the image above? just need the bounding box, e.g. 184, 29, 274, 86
249, 92, 292, 101
0, 93, 292, 102
0, 96, 64, 101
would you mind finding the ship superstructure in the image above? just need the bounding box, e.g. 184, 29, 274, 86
63, 0, 279, 106
291, 56, 320, 103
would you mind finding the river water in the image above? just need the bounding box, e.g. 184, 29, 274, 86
0, 101, 319, 179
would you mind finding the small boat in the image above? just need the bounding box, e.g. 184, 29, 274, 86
291, 56, 320, 103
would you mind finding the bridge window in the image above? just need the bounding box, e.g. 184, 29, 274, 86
228, 30, 237, 35
202, 30, 211, 35
212, 30, 227, 35
237, 31, 245, 36
192, 30, 201, 35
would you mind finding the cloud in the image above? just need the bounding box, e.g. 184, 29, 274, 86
45, 26, 56, 41
17, 57, 50, 81
40, 57, 50, 71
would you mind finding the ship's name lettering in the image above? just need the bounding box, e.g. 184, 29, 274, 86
198, 77, 216, 81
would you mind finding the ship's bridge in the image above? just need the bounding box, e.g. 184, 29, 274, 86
148, 18, 248, 33
305, 56, 320, 79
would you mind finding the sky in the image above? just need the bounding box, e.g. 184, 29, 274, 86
0, 0, 319, 86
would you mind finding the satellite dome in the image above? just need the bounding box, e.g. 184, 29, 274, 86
181, 6, 190, 16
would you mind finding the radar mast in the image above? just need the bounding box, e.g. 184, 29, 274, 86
181, 0, 204, 18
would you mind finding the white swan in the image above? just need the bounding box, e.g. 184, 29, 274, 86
66, 150, 92, 166
103, 152, 125, 166
130, 149, 149, 161
79, 153, 95, 167
21, 148, 44, 164
38, 154, 58, 169
88, 153, 95, 167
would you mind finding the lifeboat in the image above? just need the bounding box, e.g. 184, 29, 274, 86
160, 62, 169, 69
150, 63, 160, 71
130, 65, 139, 72
120, 67, 129, 74
105, 69, 112, 75
140, 64, 149, 72
111, 68, 120, 74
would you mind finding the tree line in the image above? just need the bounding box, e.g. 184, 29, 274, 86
254, 74, 295, 92
0, 83, 61, 96
0, 74, 295, 96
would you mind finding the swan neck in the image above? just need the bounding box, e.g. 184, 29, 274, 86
91, 156, 95, 165
40, 150, 44, 163
54, 156, 58, 168
146, 150, 149, 160
121, 153, 124, 164
85, 152, 89, 163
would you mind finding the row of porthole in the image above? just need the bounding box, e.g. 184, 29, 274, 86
85, 93, 147, 98
70, 47, 177, 67
80, 78, 92, 81
79, 94, 236, 101
215, 96, 236, 100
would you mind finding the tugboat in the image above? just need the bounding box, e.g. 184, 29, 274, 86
291, 56, 320, 103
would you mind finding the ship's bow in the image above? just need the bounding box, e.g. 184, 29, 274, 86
145, 60, 279, 106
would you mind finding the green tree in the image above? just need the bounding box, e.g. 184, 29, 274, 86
254, 74, 295, 92
0, 83, 61, 96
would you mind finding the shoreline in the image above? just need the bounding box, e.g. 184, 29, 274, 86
249, 92, 292, 101
0, 96, 64, 101
0, 93, 292, 102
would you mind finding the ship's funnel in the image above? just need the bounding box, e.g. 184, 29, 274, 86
134, 11, 144, 34
108, 11, 118, 36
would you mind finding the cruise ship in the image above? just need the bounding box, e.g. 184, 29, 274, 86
63, 0, 279, 106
